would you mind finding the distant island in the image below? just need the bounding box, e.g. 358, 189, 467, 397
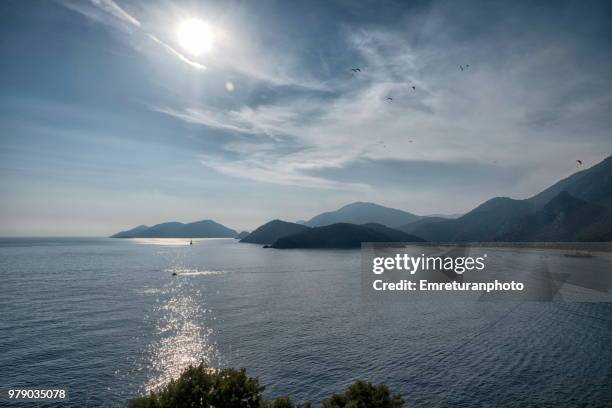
112, 155, 612, 246
111, 220, 237, 238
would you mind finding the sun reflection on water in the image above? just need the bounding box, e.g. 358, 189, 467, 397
144, 282, 220, 392
131, 238, 222, 246
163, 268, 226, 276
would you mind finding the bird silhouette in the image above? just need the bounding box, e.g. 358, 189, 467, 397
576, 159, 583, 167
386, 97, 393, 101
459, 65, 464, 71
351, 68, 361, 72
411, 86, 416, 91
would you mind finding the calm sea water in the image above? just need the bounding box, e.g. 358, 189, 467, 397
1, 238, 611, 407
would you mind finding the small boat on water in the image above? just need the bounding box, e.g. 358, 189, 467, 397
172, 272, 178, 276
564, 250, 593, 258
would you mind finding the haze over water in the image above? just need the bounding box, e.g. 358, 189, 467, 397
1, 238, 611, 407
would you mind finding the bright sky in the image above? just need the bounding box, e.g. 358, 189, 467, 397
1, 0, 611, 236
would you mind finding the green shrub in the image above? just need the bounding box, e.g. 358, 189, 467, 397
267, 396, 312, 408
129, 362, 403, 408
322, 380, 404, 408
129, 362, 264, 408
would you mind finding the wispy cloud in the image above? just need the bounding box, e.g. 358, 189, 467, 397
153, 106, 255, 135
153, 103, 314, 141
147, 34, 205, 70
90, 0, 141, 26
199, 153, 369, 191
60, 0, 206, 70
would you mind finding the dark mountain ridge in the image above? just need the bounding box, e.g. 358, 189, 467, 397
270, 223, 425, 249
528, 156, 612, 208
360, 223, 425, 242
500, 192, 612, 242
304, 202, 420, 228
410, 155, 612, 242
396, 217, 448, 234
240, 220, 309, 244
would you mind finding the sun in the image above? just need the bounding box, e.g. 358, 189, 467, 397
176, 19, 215, 56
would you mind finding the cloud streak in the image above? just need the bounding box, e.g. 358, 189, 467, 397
59, 0, 328, 90
147, 34, 206, 70
90, 0, 141, 26
60, 0, 206, 70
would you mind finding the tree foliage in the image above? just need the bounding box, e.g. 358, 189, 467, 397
129, 363, 264, 408
322, 380, 404, 408
129, 362, 403, 408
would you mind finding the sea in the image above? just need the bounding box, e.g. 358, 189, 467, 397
0, 237, 611, 407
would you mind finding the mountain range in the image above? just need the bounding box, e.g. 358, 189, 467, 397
112, 155, 612, 245
403, 156, 612, 242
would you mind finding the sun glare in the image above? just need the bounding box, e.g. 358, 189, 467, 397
176, 19, 215, 56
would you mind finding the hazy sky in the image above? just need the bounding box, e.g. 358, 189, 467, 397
1, 0, 611, 236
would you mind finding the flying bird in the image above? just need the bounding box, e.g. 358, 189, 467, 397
351, 68, 361, 72
576, 159, 583, 167
386, 97, 393, 101
459, 65, 464, 71
411, 86, 416, 91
